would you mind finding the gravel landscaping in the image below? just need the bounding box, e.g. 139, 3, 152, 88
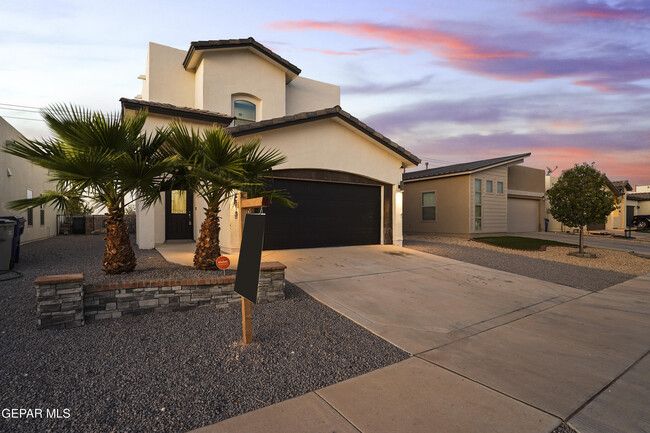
0, 236, 409, 433
407, 234, 650, 276
405, 237, 636, 291
6, 235, 235, 286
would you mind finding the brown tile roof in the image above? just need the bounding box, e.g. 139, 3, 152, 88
403, 153, 531, 181
120, 98, 233, 125
628, 192, 650, 201
611, 180, 633, 193
227, 106, 420, 165
183, 38, 301, 76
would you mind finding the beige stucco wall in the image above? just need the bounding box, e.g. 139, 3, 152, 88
286, 77, 340, 115
471, 166, 508, 234
198, 50, 286, 119
133, 113, 228, 249
219, 118, 406, 252
135, 115, 407, 251
0, 117, 57, 243
403, 175, 470, 235
508, 165, 545, 193
145, 42, 195, 107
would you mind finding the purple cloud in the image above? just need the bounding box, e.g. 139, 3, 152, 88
526, 1, 650, 24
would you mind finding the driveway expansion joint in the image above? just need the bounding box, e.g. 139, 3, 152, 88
313, 391, 364, 433
565, 349, 650, 423
415, 355, 565, 422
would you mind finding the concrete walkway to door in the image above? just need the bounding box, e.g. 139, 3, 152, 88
176, 245, 650, 433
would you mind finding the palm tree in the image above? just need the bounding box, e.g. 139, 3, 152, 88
3, 104, 174, 274
163, 121, 292, 270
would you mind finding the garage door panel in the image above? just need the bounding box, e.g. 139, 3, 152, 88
264, 179, 381, 250
507, 198, 539, 233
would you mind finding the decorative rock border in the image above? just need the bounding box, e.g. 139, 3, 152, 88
35, 262, 286, 330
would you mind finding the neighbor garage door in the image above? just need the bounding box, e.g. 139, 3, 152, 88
507, 198, 539, 233
263, 179, 381, 250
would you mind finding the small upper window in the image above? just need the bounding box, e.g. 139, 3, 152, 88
497, 181, 504, 194
486, 180, 493, 193
233, 100, 256, 124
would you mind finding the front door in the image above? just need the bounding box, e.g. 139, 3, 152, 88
626, 206, 635, 228
165, 190, 193, 240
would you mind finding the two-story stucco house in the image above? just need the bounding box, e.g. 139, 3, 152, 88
122, 38, 420, 252
402, 153, 545, 236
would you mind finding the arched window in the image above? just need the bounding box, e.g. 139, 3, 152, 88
233, 100, 256, 124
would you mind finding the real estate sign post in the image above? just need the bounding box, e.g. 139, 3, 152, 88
234, 213, 265, 344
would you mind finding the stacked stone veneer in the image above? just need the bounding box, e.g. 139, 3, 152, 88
35, 262, 286, 330
35, 274, 85, 329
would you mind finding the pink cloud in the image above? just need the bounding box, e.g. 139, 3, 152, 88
269, 20, 530, 61
303, 47, 358, 56
526, 1, 650, 24
269, 19, 650, 94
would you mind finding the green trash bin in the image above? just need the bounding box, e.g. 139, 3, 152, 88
0, 219, 17, 271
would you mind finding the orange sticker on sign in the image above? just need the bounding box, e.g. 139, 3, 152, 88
216, 256, 230, 269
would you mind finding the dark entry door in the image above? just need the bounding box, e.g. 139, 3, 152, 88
165, 190, 193, 240
626, 206, 635, 228
263, 179, 381, 250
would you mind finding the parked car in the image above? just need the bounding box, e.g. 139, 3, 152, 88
632, 215, 650, 229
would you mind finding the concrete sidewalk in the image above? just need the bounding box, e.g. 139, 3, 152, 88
189, 273, 649, 433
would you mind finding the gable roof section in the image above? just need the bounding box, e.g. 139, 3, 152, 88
183, 38, 301, 78
611, 180, 633, 194
120, 98, 233, 125
227, 106, 420, 166
403, 153, 531, 182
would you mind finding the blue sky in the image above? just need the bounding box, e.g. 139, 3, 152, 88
1, 0, 649, 185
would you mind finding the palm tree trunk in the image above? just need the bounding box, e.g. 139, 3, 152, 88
194, 207, 220, 270
103, 207, 136, 274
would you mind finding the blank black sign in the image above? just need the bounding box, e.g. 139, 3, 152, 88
234, 213, 266, 303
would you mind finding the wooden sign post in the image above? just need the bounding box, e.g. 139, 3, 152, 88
234, 201, 268, 345
241, 297, 253, 344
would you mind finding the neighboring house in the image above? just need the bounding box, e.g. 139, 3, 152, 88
0, 116, 57, 243
123, 38, 420, 252
625, 192, 650, 225
545, 176, 634, 231
402, 153, 545, 237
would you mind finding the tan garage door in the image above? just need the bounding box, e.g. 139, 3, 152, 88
507, 198, 539, 232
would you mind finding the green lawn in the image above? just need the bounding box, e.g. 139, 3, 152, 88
473, 236, 575, 251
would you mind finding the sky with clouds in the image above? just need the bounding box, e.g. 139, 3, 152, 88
1, 0, 649, 185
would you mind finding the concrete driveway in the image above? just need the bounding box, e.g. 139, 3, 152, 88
517, 231, 650, 255
161, 244, 650, 433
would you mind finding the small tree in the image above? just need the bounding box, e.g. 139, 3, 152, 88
163, 121, 292, 270
547, 163, 617, 254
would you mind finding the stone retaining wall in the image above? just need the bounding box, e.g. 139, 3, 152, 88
35, 262, 286, 330
35, 274, 85, 330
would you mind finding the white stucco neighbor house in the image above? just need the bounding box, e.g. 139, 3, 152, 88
122, 38, 420, 252
0, 116, 57, 243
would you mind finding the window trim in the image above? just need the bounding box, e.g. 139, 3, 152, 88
421, 190, 437, 222
474, 179, 482, 231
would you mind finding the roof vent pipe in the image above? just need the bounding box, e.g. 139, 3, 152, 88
425, 162, 429, 169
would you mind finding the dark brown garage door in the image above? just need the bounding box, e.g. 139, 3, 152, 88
263, 179, 381, 250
